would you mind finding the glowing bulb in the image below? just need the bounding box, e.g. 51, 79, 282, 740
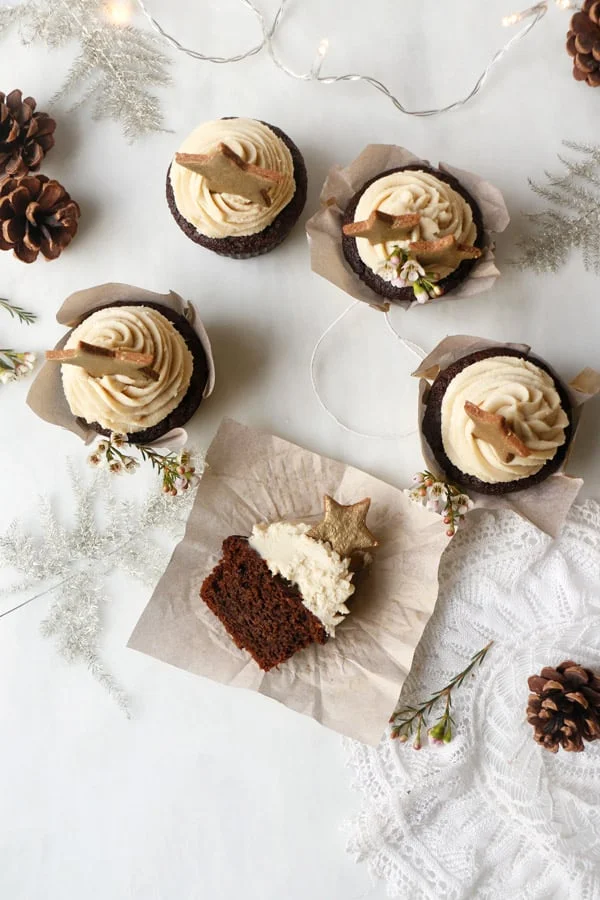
106, 0, 132, 25
555, 0, 573, 9
502, 12, 522, 26
318, 38, 329, 58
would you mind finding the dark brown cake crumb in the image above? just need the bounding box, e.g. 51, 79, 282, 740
200, 536, 328, 671
421, 347, 573, 495
341, 164, 485, 304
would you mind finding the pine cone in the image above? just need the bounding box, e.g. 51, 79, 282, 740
0, 174, 80, 263
527, 660, 600, 753
0, 90, 56, 177
567, 0, 600, 87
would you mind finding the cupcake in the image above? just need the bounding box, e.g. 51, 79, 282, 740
166, 117, 307, 259
200, 496, 378, 670
341, 164, 485, 304
421, 348, 573, 495
46, 301, 211, 444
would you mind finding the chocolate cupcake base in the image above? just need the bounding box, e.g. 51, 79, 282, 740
166, 121, 307, 259
421, 347, 573, 495
63, 301, 209, 445
341, 164, 485, 304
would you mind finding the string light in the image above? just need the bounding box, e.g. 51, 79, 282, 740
106, 0, 133, 26
134, 0, 572, 118
502, 0, 576, 28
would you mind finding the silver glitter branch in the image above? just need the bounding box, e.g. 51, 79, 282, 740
0, 458, 204, 713
0, 0, 171, 141
515, 142, 600, 274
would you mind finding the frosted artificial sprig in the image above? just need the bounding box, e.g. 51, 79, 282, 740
378, 247, 442, 303
88, 432, 196, 495
0, 349, 36, 384
515, 141, 600, 274
0, 297, 37, 324
390, 641, 494, 747
408, 471, 473, 536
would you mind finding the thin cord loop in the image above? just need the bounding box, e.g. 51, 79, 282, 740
310, 302, 426, 440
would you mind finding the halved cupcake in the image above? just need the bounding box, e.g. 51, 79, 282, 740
166, 117, 307, 259
200, 496, 378, 670
421, 347, 573, 495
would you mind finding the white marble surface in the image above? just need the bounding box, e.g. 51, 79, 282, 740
1, 1, 599, 898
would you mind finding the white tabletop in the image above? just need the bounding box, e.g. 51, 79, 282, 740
1, 2, 599, 898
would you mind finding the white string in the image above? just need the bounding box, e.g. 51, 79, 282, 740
309, 301, 427, 441
133, 0, 556, 118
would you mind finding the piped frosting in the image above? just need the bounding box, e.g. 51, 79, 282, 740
353, 169, 477, 277
61, 305, 193, 434
441, 355, 569, 483
248, 521, 354, 635
169, 118, 295, 238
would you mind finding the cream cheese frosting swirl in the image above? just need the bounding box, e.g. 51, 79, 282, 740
248, 521, 354, 636
169, 118, 296, 238
441, 355, 569, 483
62, 306, 193, 434
353, 169, 477, 277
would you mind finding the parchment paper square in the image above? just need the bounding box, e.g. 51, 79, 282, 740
128, 418, 449, 744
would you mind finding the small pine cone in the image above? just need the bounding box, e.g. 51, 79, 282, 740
0, 90, 56, 177
568, 8, 600, 87
0, 174, 80, 263
526, 660, 600, 753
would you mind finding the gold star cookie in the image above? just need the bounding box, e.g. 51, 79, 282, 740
308, 495, 379, 559
174, 142, 284, 208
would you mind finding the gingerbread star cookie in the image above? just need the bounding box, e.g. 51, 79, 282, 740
46, 341, 159, 381
174, 142, 284, 208
409, 235, 482, 276
465, 401, 531, 464
308, 495, 379, 559
342, 210, 421, 244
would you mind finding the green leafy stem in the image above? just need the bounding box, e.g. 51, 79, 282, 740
390, 641, 494, 747
0, 297, 37, 325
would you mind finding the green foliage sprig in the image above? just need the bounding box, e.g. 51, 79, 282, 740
390, 641, 493, 748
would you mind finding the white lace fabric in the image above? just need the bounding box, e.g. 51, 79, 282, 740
345, 502, 600, 900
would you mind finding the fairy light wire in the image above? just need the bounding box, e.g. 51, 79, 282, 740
133, 0, 559, 117
134, 0, 272, 63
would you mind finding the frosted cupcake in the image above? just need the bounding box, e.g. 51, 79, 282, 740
341, 164, 484, 304
46, 302, 210, 444
421, 348, 573, 495
166, 117, 307, 258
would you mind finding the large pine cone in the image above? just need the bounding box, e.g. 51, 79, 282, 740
567, 0, 600, 87
527, 660, 600, 753
0, 174, 80, 263
0, 90, 56, 177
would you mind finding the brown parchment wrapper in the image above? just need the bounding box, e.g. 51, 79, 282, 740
305, 144, 510, 312
26, 283, 215, 444
127, 418, 450, 745
414, 335, 600, 538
